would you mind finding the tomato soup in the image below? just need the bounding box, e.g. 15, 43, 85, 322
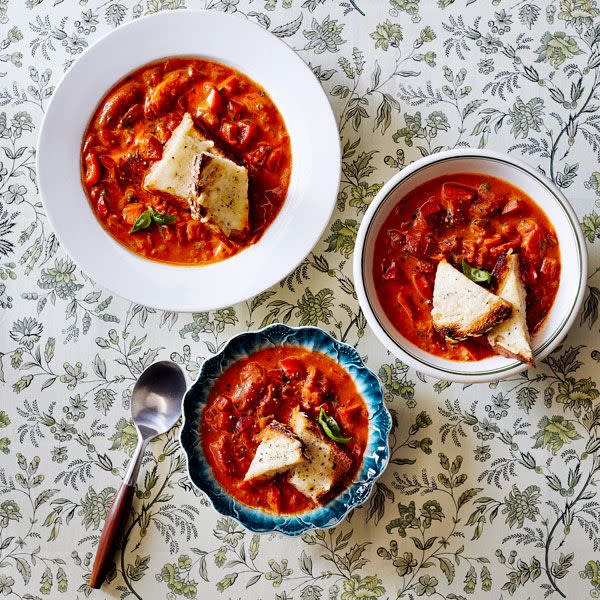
81, 57, 291, 265
373, 173, 560, 361
201, 346, 369, 515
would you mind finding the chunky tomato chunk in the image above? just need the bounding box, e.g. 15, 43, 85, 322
382, 259, 401, 281
84, 153, 101, 186
219, 75, 241, 94
231, 363, 266, 411
219, 120, 238, 145
204, 84, 223, 114
502, 197, 522, 215
441, 182, 477, 223
416, 197, 442, 226
280, 357, 305, 378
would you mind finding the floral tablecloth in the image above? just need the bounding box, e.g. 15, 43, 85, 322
1, 0, 600, 598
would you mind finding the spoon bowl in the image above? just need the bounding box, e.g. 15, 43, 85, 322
132, 361, 187, 439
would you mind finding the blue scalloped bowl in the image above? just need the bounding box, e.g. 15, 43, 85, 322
180, 324, 391, 535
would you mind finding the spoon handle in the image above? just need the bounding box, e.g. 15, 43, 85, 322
89, 438, 146, 589
88, 481, 136, 588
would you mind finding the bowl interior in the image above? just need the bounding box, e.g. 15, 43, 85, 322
360, 154, 585, 380
180, 325, 391, 534
37, 11, 339, 311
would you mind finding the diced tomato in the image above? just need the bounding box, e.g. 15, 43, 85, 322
96, 192, 109, 218
231, 363, 266, 411
489, 241, 518, 262
482, 233, 503, 250
121, 203, 144, 225
441, 182, 477, 205
154, 113, 181, 143
414, 258, 436, 274
266, 368, 283, 383
205, 85, 223, 114
387, 229, 405, 249
502, 197, 522, 215
518, 220, 543, 267
237, 122, 256, 147
471, 195, 504, 219
220, 75, 241, 94
116, 153, 146, 184
195, 84, 223, 122
245, 143, 271, 167
175, 222, 188, 245
526, 264, 539, 285
441, 182, 476, 223
438, 235, 461, 257
99, 155, 116, 171
214, 394, 235, 414
416, 197, 442, 226
209, 434, 237, 474
338, 403, 364, 430
301, 366, 331, 408
257, 387, 278, 418
235, 416, 255, 433
226, 99, 244, 120
422, 236, 437, 257
382, 259, 400, 281
137, 135, 163, 161
500, 222, 517, 237
219, 120, 239, 145
266, 148, 282, 172
475, 245, 490, 266
404, 232, 436, 257
214, 411, 236, 433
84, 153, 101, 186
280, 357, 305, 378
197, 110, 220, 128
540, 257, 558, 279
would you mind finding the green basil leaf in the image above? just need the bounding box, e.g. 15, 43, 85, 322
461, 259, 492, 285
151, 210, 176, 226
317, 408, 351, 444
130, 209, 153, 234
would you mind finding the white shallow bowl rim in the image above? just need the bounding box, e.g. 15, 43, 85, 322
36, 10, 341, 312
353, 148, 587, 383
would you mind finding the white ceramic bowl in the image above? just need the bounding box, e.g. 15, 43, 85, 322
37, 10, 340, 312
353, 149, 587, 383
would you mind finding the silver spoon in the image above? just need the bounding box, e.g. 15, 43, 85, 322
88, 360, 187, 589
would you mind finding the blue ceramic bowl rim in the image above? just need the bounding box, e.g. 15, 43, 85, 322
180, 323, 391, 535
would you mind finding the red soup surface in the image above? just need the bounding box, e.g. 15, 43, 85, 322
201, 346, 369, 515
81, 57, 291, 265
373, 173, 561, 361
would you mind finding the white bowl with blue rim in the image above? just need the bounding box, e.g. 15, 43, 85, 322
180, 324, 391, 535
353, 149, 587, 384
